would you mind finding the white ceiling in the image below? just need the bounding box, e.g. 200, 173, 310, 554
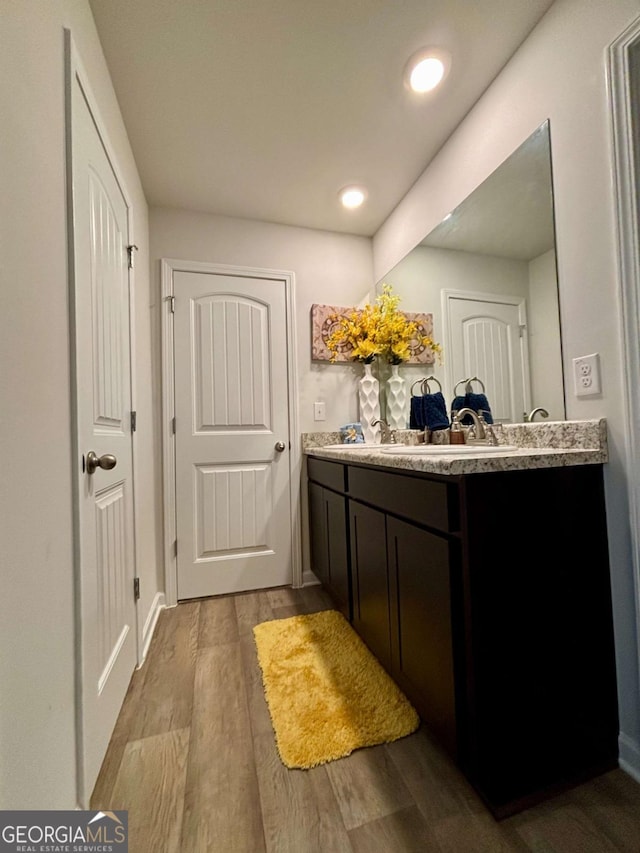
89, 0, 556, 237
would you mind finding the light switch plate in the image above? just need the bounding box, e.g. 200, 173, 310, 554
573, 353, 601, 397
313, 401, 326, 421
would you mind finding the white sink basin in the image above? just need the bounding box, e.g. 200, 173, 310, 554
380, 444, 518, 455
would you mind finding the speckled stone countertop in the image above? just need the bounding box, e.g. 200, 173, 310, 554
302, 419, 607, 476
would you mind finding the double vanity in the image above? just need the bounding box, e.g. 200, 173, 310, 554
304, 419, 619, 818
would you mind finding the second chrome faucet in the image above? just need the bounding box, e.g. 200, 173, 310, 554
372, 418, 397, 444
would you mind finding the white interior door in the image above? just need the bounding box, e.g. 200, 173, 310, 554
445, 292, 531, 423
173, 270, 292, 599
70, 67, 137, 803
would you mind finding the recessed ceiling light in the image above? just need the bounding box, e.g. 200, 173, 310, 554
339, 186, 367, 209
404, 47, 451, 94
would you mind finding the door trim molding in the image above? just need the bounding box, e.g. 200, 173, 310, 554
160, 258, 302, 606
609, 14, 640, 770
440, 288, 531, 415
64, 29, 141, 805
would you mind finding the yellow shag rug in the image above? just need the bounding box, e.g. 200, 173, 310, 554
253, 609, 419, 769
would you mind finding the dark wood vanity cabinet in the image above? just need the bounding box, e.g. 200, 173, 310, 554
307, 454, 619, 818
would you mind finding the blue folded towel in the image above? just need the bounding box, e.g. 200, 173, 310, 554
465, 392, 494, 424
450, 392, 494, 424
422, 392, 450, 431
409, 395, 424, 429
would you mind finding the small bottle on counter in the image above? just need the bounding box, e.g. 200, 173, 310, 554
450, 412, 466, 445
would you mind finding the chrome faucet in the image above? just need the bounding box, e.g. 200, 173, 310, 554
372, 418, 397, 444
525, 407, 549, 422
454, 407, 490, 444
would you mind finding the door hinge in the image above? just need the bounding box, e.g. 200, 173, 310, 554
127, 244, 139, 270
133, 577, 140, 601
167, 295, 175, 313
173, 539, 178, 558
171, 416, 176, 435
519, 323, 527, 338
131, 410, 137, 432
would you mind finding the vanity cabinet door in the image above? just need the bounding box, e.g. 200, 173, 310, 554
325, 488, 351, 619
308, 481, 329, 588
387, 516, 458, 757
350, 500, 392, 672
308, 481, 351, 619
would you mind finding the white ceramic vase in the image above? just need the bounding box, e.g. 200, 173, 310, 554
358, 362, 380, 444
386, 363, 407, 430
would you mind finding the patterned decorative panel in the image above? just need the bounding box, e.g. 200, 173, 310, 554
462, 318, 512, 422
310, 303, 435, 363
194, 464, 272, 559
95, 482, 129, 691
192, 297, 271, 431
89, 169, 125, 429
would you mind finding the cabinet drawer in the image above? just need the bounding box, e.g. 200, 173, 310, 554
349, 466, 458, 533
307, 457, 347, 493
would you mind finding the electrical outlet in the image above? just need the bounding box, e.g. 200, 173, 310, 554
313, 401, 326, 421
573, 353, 601, 397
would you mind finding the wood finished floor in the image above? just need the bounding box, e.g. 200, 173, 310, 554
92, 585, 640, 853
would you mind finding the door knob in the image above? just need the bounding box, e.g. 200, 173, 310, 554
274, 441, 286, 453
86, 451, 117, 475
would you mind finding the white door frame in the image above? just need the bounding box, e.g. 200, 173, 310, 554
441, 287, 531, 413
65, 29, 142, 803
160, 258, 302, 606
609, 14, 640, 781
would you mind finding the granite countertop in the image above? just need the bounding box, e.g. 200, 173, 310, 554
302, 419, 608, 476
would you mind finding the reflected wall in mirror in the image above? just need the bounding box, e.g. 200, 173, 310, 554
377, 120, 566, 426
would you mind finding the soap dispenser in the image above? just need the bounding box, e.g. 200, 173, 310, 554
450, 412, 465, 445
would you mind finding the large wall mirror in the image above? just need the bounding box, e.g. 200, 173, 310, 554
377, 120, 566, 425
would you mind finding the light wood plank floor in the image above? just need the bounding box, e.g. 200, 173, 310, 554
92, 586, 640, 853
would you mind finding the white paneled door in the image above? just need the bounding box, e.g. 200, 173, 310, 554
173, 271, 293, 599
445, 292, 531, 423
69, 63, 137, 803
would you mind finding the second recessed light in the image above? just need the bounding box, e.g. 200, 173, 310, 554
405, 47, 451, 93
340, 186, 367, 209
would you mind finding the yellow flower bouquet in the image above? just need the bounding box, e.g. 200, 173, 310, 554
325, 284, 442, 365
325, 302, 380, 363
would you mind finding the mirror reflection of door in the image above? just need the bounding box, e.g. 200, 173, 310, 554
444, 290, 530, 423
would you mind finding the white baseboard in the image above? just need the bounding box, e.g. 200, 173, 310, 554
619, 732, 640, 783
302, 569, 320, 587
140, 592, 166, 665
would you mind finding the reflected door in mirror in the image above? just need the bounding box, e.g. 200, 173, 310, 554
446, 292, 531, 423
